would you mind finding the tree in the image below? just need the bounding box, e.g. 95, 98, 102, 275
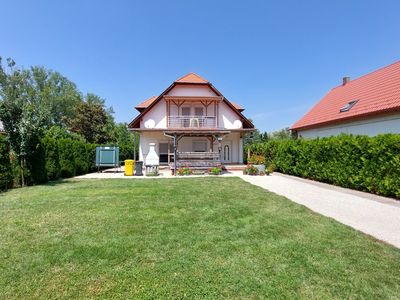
111, 123, 139, 161
0, 136, 13, 190
0, 58, 48, 186
269, 127, 292, 140
30, 66, 81, 127
68, 95, 111, 143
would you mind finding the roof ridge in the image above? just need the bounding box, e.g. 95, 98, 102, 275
175, 72, 209, 83
331, 60, 400, 91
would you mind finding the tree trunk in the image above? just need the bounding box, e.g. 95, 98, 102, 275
20, 157, 25, 187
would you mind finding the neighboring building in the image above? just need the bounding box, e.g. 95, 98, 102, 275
128, 73, 254, 170
292, 61, 400, 138
0, 121, 5, 135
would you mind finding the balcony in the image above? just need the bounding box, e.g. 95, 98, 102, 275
168, 116, 217, 129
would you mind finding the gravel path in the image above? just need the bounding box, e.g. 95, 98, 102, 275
241, 173, 400, 248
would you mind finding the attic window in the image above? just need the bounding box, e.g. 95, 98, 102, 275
340, 100, 358, 112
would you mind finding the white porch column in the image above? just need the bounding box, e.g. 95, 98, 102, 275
138, 132, 144, 161
239, 136, 243, 164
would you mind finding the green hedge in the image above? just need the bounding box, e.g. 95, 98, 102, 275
0, 136, 13, 190
42, 137, 96, 180
248, 134, 400, 198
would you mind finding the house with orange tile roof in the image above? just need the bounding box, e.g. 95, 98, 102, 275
292, 61, 400, 138
128, 73, 254, 173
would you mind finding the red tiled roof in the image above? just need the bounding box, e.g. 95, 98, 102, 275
292, 60, 400, 130
129, 72, 254, 129
135, 96, 157, 111
231, 102, 244, 112
175, 72, 209, 84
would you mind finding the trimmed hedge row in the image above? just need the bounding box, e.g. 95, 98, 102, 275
0, 136, 13, 190
42, 137, 97, 181
248, 134, 400, 198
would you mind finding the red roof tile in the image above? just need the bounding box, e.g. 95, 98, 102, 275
292, 61, 400, 130
135, 96, 157, 111
175, 72, 209, 84
230, 101, 244, 111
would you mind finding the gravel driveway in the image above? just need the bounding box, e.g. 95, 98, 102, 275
241, 173, 400, 248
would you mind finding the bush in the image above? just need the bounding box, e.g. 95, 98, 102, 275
27, 142, 48, 185
39, 137, 96, 180
243, 165, 258, 175
208, 166, 222, 175
248, 154, 266, 165
73, 140, 89, 175
0, 136, 13, 190
86, 143, 97, 172
58, 138, 76, 178
248, 134, 400, 198
42, 136, 60, 180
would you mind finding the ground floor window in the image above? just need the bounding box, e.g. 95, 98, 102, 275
192, 140, 207, 152
159, 142, 173, 163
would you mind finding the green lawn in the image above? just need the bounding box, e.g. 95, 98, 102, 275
1, 178, 400, 299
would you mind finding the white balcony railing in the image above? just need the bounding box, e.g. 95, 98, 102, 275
168, 116, 217, 129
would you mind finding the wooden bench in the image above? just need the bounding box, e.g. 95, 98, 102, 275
170, 152, 221, 171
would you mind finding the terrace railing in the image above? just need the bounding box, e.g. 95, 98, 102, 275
168, 116, 217, 129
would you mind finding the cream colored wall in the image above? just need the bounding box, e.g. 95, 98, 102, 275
139, 99, 167, 129
166, 85, 217, 97
140, 85, 243, 129
297, 113, 400, 138
139, 131, 244, 164
218, 101, 243, 129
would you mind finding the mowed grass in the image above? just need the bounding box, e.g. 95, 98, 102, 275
1, 178, 400, 299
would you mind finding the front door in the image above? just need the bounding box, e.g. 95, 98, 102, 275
221, 141, 232, 164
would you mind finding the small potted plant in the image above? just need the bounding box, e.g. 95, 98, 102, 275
265, 163, 276, 175
208, 166, 222, 175
177, 167, 192, 176
243, 164, 258, 175
247, 155, 266, 174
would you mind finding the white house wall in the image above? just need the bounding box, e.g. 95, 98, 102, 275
140, 99, 242, 130
139, 131, 243, 163
140, 99, 167, 129
297, 113, 400, 138
218, 101, 243, 129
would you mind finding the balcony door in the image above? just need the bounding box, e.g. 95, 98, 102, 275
181, 107, 191, 127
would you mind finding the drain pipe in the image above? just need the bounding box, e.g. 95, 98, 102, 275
163, 132, 177, 175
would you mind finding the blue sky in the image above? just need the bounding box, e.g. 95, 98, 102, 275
1, 0, 399, 132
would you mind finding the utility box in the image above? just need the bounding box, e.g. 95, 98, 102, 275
124, 160, 134, 176
95, 146, 120, 172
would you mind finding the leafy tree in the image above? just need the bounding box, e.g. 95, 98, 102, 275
68, 95, 111, 143
45, 125, 84, 141
0, 58, 48, 186
0, 136, 13, 190
269, 127, 292, 140
30, 66, 81, 127
111, 123, 138, 161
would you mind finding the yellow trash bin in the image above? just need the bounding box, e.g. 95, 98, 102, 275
124, 160, 134, 176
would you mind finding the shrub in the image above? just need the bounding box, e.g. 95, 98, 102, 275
27, 142, 48, 185
208, 166, 222, 175
243, 165, 258, 175
0, 136, 13, 190
248, 134, 400, 198
42, 136, 60, 180
248, 154, 266, 165
177, 167, 192, 176
73, 140, 89, 175
58, 138, 76, 178
86, 143, 97, 172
